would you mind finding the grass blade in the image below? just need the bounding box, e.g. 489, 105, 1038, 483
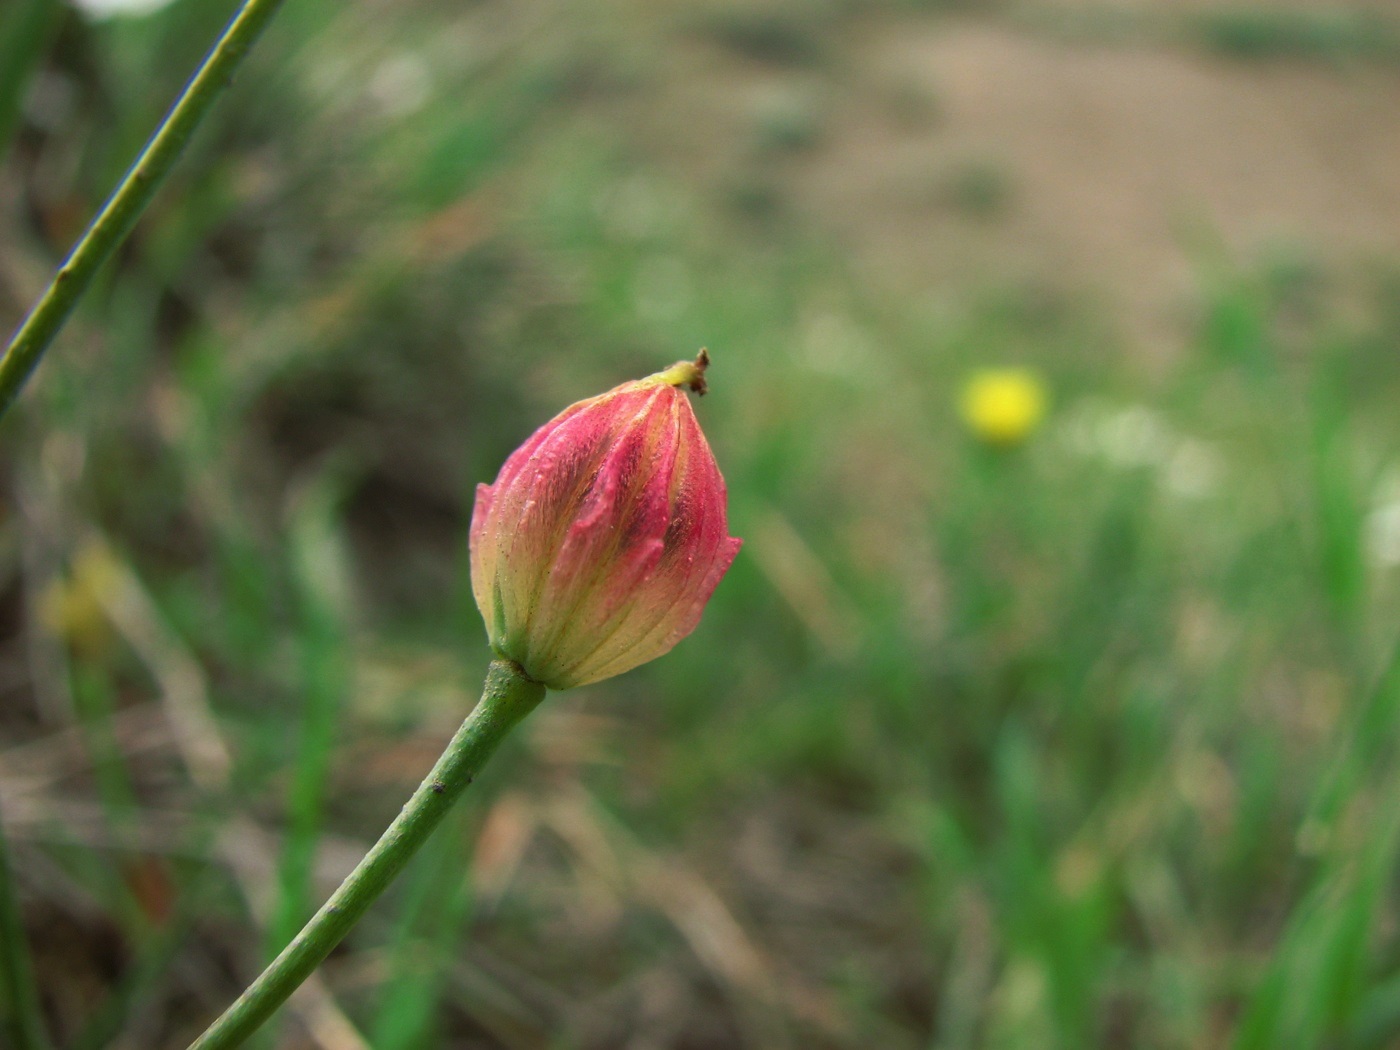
0, 0, 290, 421
0, 816, 51, 1050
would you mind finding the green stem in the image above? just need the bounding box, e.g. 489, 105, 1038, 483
0, 815, 51, 1050
188, 659, 546, 1050
0, 0, 290, 422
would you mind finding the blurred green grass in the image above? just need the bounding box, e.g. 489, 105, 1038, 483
5, 0, 1400, 1047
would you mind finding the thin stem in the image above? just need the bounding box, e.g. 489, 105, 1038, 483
0, 0, 290, 422
188, 659, 546, 1050
0, 814, 51, 1050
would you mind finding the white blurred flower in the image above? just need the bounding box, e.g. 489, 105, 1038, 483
1365, 502, 1400, 569
1058, 399, 1224, 501
1098, 405, 1172, 468
71, 0, 177, 18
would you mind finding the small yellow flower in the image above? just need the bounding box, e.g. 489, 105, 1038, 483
958, 368, 1047, 447
38, 542, 121, 657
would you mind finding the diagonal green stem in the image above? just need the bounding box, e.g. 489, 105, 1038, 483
188, 659, 546, 1050
0, 814, 51, 1050
0, 0, 290, 423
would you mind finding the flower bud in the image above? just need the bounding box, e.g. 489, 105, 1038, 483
470, 352, 742, 689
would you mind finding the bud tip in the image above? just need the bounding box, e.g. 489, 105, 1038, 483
652, 349, 710, 396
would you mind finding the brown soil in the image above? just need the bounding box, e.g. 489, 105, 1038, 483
810, 18, 1400, 345
620, 3, 1400, 351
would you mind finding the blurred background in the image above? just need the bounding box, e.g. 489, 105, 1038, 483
4, 0, 1400, 1046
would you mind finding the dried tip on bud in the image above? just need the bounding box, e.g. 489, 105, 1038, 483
647, 348, 710, 396
469, 352, 740, 690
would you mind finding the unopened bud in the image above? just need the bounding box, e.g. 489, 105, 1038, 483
470, 352, 741, 689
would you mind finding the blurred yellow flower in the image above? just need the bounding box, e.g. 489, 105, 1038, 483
958, 368, 1047, 447
38, 542, 121, 657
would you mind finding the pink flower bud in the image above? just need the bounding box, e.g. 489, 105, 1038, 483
470, 352, 742, 689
